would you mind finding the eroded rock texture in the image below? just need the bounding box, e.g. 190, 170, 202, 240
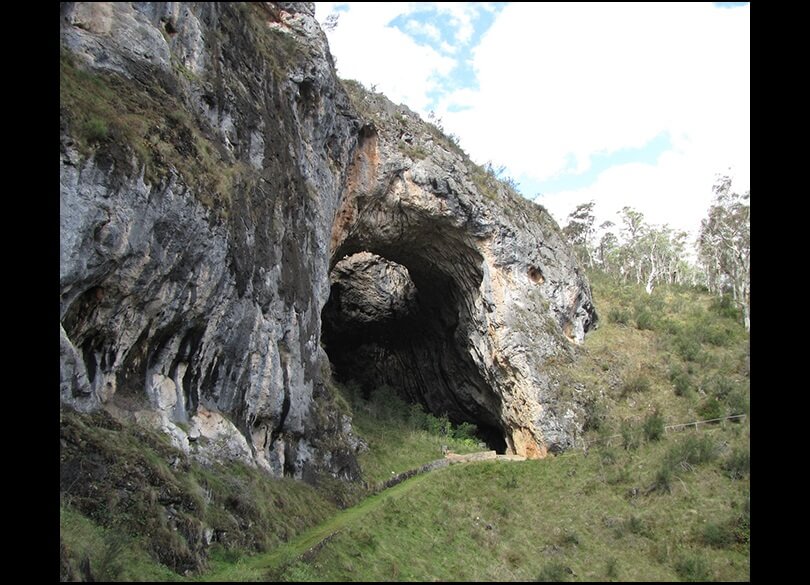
60, 2, 362, 480
60, 1, 596, 478
323, 83, 597, 456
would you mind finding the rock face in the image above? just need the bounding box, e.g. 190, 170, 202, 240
324, 82, 597, 456
60, 1, 362, 480
59, 1, 597, 478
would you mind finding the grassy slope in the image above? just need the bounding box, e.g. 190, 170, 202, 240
61, 274, 750, 581
276, 437, 749, 581
59, 410, 339, 581
339, 383, 481, 486
264, 274, 751, 582
59, 384, 480, 581
200, 471, 439, 581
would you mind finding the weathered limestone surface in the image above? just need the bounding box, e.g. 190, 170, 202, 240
60, 1, 597, 478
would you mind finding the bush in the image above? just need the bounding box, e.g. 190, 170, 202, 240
668, 364, 692, 397
368, 385, 410, 421
652, 435, 719, 494
701, 321, 734, 346
673, 333, 701, 362
674, 554, 711, 581
722, 448, 750, 480
625, 515, 652, 537
650, 462, 674, 494
620, 419, 641, 451
667, 435, 719, 468
608, 307, 630, 325
733, 510, 750, 545
583, 396, 608, 432
642, 409, 665, 442
701, 521, 735, 548
707, 375, 736, 400
83, 117, 109, 143
605, 558, 619, 579
710, 294, 741, 321
697, 397, 723, 422
725, 388, 750, 417
537, 561, 571, 582
621, 373, 651, 396
452, 421, 478, 442
634, 307, 656, 330
407, 402, 428, 429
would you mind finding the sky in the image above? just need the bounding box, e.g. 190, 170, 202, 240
314, 2, 750, 239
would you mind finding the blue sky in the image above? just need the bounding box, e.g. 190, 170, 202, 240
315, 2, 749, 236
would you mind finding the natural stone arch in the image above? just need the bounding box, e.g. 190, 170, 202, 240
323, 121, 597, 459
322, 238, 509, 452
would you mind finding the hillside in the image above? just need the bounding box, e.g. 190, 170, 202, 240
61, 274, 749, 581
266, 273, 750, 581
203, 273, 750, 582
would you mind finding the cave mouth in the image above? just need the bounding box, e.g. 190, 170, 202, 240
321, 251, 507, 454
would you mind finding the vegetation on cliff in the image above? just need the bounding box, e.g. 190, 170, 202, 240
61, 272, 749, 581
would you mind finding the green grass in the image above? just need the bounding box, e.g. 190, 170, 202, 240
60, 409, 338, 579
550, 270, 749, 435
264, 423, 748, 582
337, 382, 481, 486
244, 274, 750, 582
61, 506, 181, 581
61, 271, 749, 581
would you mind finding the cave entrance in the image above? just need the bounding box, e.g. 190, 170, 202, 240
321, 251, 507, 454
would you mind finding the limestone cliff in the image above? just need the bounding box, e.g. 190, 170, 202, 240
324, 82, 597, 456
59, 1, 597, 479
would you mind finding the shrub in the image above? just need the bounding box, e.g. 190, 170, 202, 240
558, 530, 580, 547
701, 521, 735, 548
634, 307, 656, 330
608, 307, 630, 325
452, 421, 478, 442
369, 385, 409, 421
537, 561, 571, 582
642, 409, 665, 442
599, 446, 618, 466
650, 462, 674, 494
605, 557, 619, 579
697, 398, 723, 422
424, 413, 451, 437
621, 373, 650, 396
673, 333, 701, 362
583, 396, 608, 432
674, 554, 710, 581
722, 448, 750, 480
620, 419, 641, 451
733, 510, 750, 545
725, 388, 750, 417
701, 321, 734, 346
83, 117, 109, 143
707, 376, 736, 400
710, 294, 741, 321
407, 403, 428, 429
652, 435, 718, 494
668, 364, 692, 397
667, 435, 718, 468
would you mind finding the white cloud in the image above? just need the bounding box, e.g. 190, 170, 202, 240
438, 2, 749, 234
439, 41, 457, 55
315, 3, 456, 112
433, 2, 477, 44
316, 3, 749, 237
405, 19, 442, 42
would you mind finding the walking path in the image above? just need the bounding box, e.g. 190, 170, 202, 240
201, 412, 744, 580
201, 451, 523, 581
